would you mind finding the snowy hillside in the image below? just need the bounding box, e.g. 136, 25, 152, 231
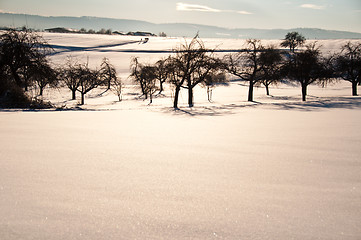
0, 33, 360, 240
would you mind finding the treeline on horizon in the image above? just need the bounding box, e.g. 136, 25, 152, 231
0, 29, 360, 109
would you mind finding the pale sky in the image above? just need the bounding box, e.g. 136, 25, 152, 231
1, 0, 360, 32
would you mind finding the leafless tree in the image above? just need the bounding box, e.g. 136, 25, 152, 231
167, 35, 225, 108
130, 57, 147, 97
283, 43, 330, 101
166, 56, 186, 109
60, 57, 81, 100
129, 57, 159, 103
140, 65, 159, 104
0, 29, 54, 107
31, 56, 57, 96
154, 58, 169, 94
202, 72, 227, 102
257, 45, 284, 96
224, 39, 264, 102
166, 36, 208, 108
100, 57, 117, 90
334, 41, 361, 96
111, 77, 123, 102
76, 62, 101, 105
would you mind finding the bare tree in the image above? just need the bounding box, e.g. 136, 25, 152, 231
224, 39, 264, 102
334, 42, 361, 96
258, 45, 284, 96
283, 43, 329, 101
31, 56, 57, 96
70, 62, 102, 105
281, 32, 306, 53
111, 77, 123, 102
167, 36, 208, 108
130, 57, 146, 97
60, 57, 81, 100
171, 36, 226, 107
100, 57, 117, 90
0, 29, 52, 89
154, 58, 169, 94
141, 66, 159, 104
166, 56, 186, 109
202, 72, 227, 102
0, 29, 54, 107
129, 58, 159, 103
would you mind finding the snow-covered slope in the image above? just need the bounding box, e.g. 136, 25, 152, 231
0, 33, 360, 240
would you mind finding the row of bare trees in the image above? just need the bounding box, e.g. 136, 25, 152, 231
59, 57, 121, 104
1, 29, 360, 109
131, 34, 361, 107
0, 29, 121, 106
130, 36, 225, 108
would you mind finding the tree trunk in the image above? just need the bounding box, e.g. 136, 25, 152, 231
72, 90, 76, 100
24, 79, 29, 91
81, 92, 85, 105
265, 84, 270, 96
159, 81, 164, 94
248, 80, 254, 102
207, 86, 212, 102
149, 93, 153, 104
39, 87, 43, 96
188, 86, 194, 107
140, 82, 146, 96
173, 86, 181, 109
301, 83, 307, 101
10, 67, 23, 87
107, 80, 111, 90
352, 81, 358, 96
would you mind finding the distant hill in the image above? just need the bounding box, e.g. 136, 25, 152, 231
1, 12, 361, 39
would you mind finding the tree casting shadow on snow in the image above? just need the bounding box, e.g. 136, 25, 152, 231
1, 96, 360, 114
161, 96, 361, 116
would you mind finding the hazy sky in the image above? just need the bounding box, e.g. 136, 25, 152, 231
1, 0, 360, 32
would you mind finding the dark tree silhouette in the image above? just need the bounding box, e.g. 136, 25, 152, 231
154, 58, 169, 94
0, 30, 52, 88
166, 56, 186, 109
224, 39, 264, 102
202, 72, 226, 102
178, 36, 208, 107
130, 58, 159, 103
281, 32, 306, 53
141, 66, 159, 104
258, 45, 284, 96
335, 42, 361, 96
0, 29, 54, 107
100, 57, 117, 90
76, 63, 102, 105
60, 57, 81, 100
130, 57, 147, 97
111, 77, 123, 101
283, 43, 329, 101
167, 36, 215, 108
31, 56, 57, 96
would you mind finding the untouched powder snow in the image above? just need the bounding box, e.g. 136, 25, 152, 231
0, 33, 360, 239
1, 106, 360, 240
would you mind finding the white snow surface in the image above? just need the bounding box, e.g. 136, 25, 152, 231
0, 33, 361, 240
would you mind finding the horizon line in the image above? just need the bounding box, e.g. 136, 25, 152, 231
1, 11, 361, 34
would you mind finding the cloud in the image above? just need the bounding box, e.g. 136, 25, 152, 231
176, 2, 253, 15
176, 3, 221, 12
237, 11, 253, 15
300, 4, 325, 10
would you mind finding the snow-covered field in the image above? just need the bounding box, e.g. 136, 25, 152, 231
0, 33, 360, 240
